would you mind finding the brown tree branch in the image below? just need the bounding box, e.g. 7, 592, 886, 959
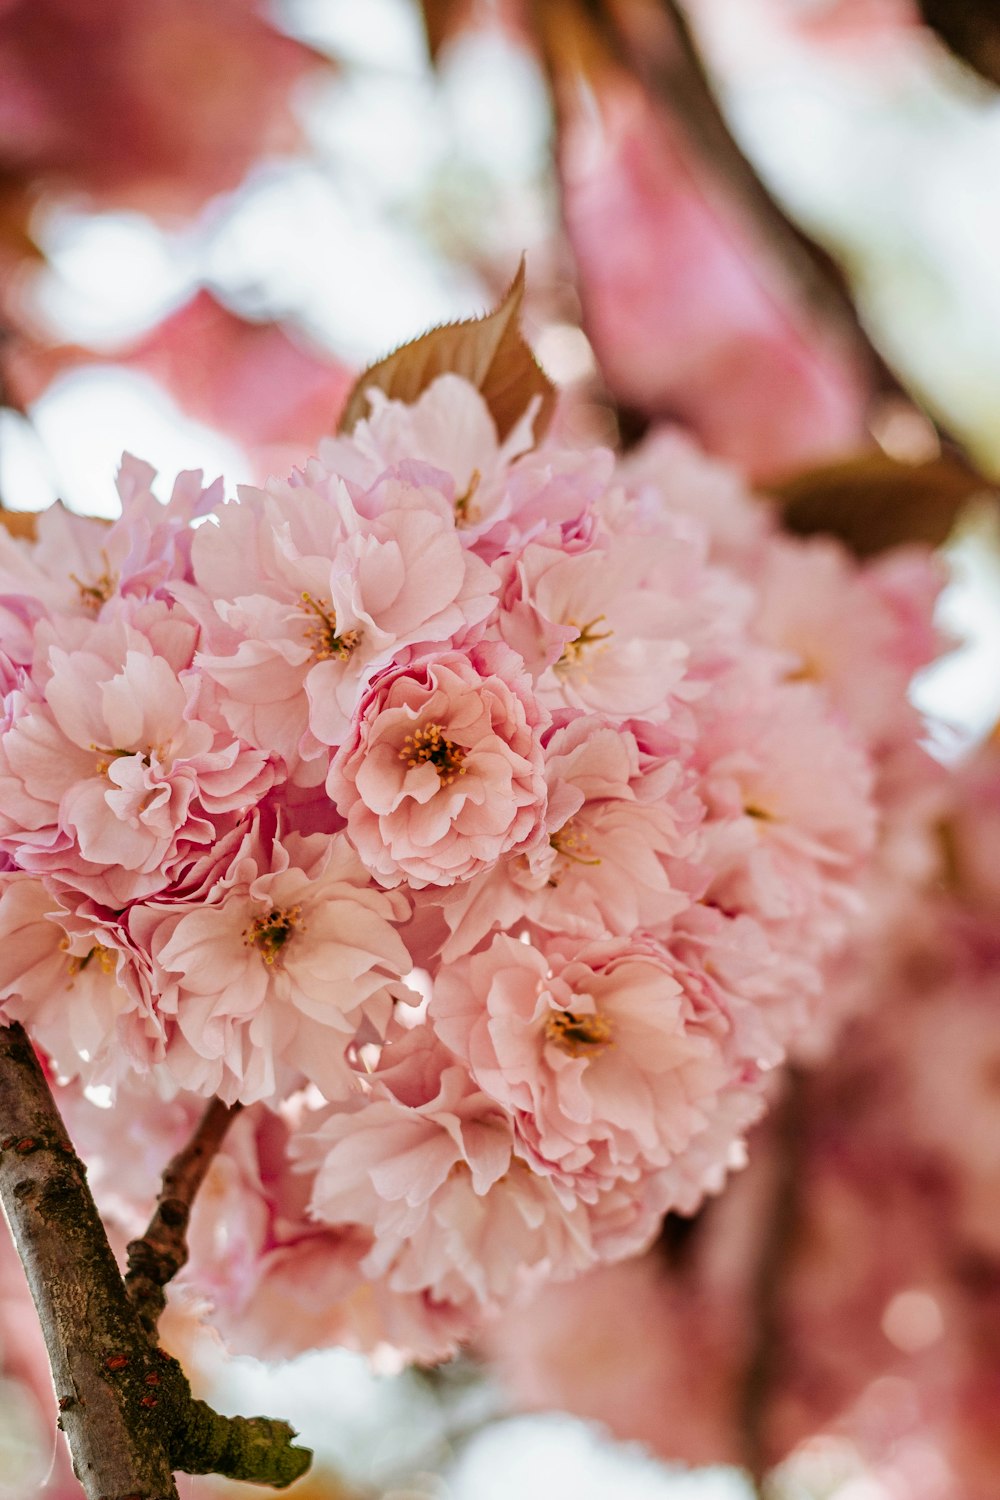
125, 1096, 242, 1338
0, 1022, 311, 1498
605, 0, 899, 395
919, 1, 1000, 90
535, 0, 987, 483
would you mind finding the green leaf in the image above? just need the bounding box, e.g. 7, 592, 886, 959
337, 260, 557, 446
771, 451, 991, 556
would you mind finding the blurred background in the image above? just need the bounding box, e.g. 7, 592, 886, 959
3, 2, 1000, 1497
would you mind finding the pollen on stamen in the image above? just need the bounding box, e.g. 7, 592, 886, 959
90, 743, 150, 777
398, 723, 468, 786
66, 945, 116, 980
69, 551, 117, 611
300, 592, 361, 662
244, 906, 303, 965
454, 468, 482, 527
550, 819, 601, 867
557, 614, 614, 671
544, 1008, 614, 1058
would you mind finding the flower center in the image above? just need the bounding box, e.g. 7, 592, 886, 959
244, 906, 302, 965
64, 943, 116, 980
544, 1008, 614, 1058
91, 743, 153, 776
557, 615, 613, 670
70, 551, 117, 611
454, 468, 481, 527
549, 819, 601, 867
300, 592, 361, 662
398, 723, 467, 786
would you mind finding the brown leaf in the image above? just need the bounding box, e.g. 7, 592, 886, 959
772, 451, 991, 556
337, 260, 557, 445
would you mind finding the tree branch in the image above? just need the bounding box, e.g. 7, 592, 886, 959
0, 1022, 312, 1498
919, 1, 1000, 90
618, 0, 873, 340
562, 0, 985, 478
125, 1096, 241, 1339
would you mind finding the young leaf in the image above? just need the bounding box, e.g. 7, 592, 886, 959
771, 451, 990, 556
337, 260, 557, 445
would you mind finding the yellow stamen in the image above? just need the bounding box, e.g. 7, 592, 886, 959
90, 743, 150, 777
244, 906, 302, 965
557, 615, 613, 670
398, 723, 467, 786
300, 593, 361, 662
454, 468, 482, 527
67, 944, 116, 979
70, 551, 117, 611
544, 1009, 614, 1058
549, 819, 601, 868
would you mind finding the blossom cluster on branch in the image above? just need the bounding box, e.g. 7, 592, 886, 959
487, 735, 1000, 1498
0, 373, 944, 1363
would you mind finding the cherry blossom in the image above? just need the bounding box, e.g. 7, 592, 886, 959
0, 372, 945, 1363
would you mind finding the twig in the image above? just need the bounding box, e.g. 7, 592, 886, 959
0, 1023, 311, 1498
125, 1097, 242, 1338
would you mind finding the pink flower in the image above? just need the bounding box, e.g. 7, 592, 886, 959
751, 534, 948, 751
134, 825, 413, 1103
317, 374, 544, 539
0, 378, 944, 1375
328, 641, 548, 889
433, 712, 703, 959
694, 671, 876, 967
181, 1106, 377, 1360
0, 456, 219, 634
189, 467, 497, 766
499, 531, 695, 721
0, 872, 159, 1081
0, 600, 272, 904
297, 1030, 594, 1330
431, 932, 735, 1240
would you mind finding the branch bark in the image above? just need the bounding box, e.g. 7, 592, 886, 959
919, 1, 1000, 89
606, 0, 889, 390
125, 1096, 241, 1339
0, 1022, 311, 1498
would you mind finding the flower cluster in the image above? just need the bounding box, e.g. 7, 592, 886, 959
0, 378, 937, 1359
